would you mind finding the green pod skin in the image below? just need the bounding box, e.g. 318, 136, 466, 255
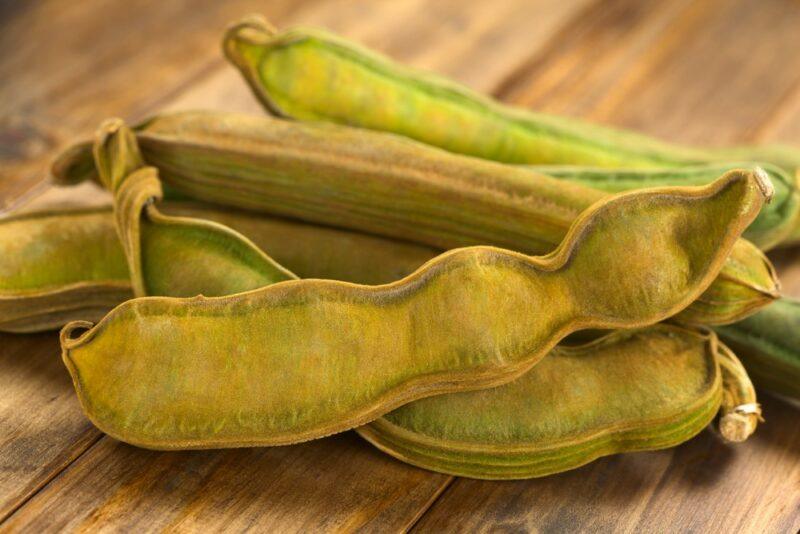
50, 111, 779, 326
0, 203, 777, 335
222, 15, 800, 245
715, 297, 800, 399
222, 16, 800, 173
359, 326, 755, 480
0, 203, 438, 333
534, 163, 799, 250
5, 209, 778, 408
60, 171, 767, 450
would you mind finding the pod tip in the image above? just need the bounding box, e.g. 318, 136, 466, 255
60, 320, 96, 348
753, 167, 774, 204
224, 14, 276, 48
719, 402, 762, 442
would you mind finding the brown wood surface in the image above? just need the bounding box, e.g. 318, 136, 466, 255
0, 0, 799, 532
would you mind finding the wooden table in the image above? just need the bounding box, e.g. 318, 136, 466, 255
1, 1, 799, 531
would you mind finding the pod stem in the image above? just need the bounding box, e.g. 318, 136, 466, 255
716, 340, 763, 442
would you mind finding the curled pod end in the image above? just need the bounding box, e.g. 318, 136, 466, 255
716, 340, 761, 443
60, 320, 96, 350
222, 15, 287, 117
225, 14, 276, 40
222, 14, 276, 64
719, 403, 762, 442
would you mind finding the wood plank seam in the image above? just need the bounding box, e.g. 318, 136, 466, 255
402, 476, 455, 532
0, 432, 103, 524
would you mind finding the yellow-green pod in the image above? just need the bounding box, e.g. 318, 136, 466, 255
359, 326, 758, 480
91, 118, 295, 299
0, 207, 131, 333
60, 170, 768, 449
223, 15, 800, 174
671, 239, 778, 326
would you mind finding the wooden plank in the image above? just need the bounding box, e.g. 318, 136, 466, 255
494, 0, 800, 146
494, 0, 696, 119
412, 394, 800, 533
0, 433, 450, 533
0, 0, 311, 207
0, 333, 100, 522
0, 0, 594, 530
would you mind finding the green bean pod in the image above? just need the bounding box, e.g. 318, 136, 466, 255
60, 167, 768, 449
715, 297, 800, 399
222, 15, 800, 246
50, 111, 779, 326
359, 326, 757, 480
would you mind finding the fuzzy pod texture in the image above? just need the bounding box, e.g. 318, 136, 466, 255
50, 111, 779, 326
222, 15, 800, 246
715, 297, 800, 399
60, 170, 767, 449
359, 326, 757, 480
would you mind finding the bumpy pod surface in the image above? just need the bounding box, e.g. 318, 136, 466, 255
222, 15, 800, 245
50, 111, 779, 326
60, 170, 767, 449
716, 297, 800, 399
359, 326, 756, 479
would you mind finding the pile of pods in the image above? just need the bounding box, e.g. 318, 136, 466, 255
2, 15, 799, 480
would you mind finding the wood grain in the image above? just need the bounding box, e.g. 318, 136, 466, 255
0, 333, 100, 522
0, 433, 450, 533
0, 0, 310, 207
494, 0, 800, 146
412, 394, 800, 533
